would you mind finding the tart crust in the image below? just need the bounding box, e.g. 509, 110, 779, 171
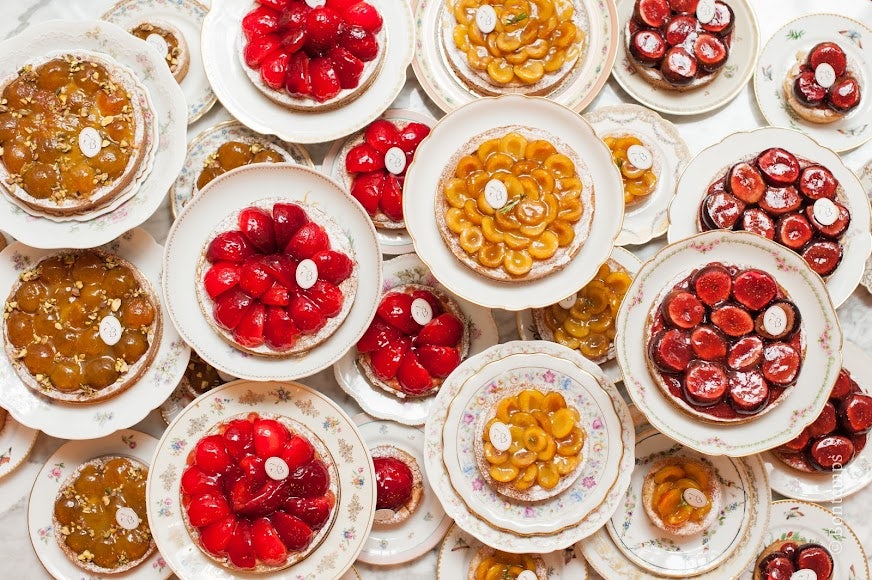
641, 456, 721, 537
782, 52, 846, 125
467, 546, 548, 580
625, 25, 721, 92
130, 19, 190, 83
371, 445, 424, 526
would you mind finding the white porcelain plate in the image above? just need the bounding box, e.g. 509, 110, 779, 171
0, 410, 38, 480
857, 158, 872, 295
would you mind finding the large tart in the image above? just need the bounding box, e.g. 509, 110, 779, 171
197, 199, 357, 356
754, 540, 834, 580
646, 263, 805, 423
53, 456, 153, 574
0, 52, 148, 216
180, 412, 339, 572
437, 127, 594, 281
443, 0, 584, 97
3, 250, 162, 403
130, 20, 191, 83
784, 42, 862, 124
468, 547, 548, 580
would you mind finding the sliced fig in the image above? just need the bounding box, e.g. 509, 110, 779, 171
700, 1, 733, 36
707, 177, 727, 196
775, 213, 814, 250
761, 342, 800, 385
727, 335, 763, 370
806, 401, 837, 438
683, 360, 728, 406
801, 240, 843, 277
660, 46, 698, 85
740, 208, 775, 240
779, 427, 810, 453
732, 269, 777, 311
710, 303, 754, 337
853, 433, 868, 454
664, 14, 698, 46
758, 553, 795, 578
756, 148, 800, 187
829, 368, 854, 401
690, 325, 728, 361
726, 161, 766, 204
693, 33, 728, 73
798, 165, 837, 200
650, 328, 693, 373
692, 263, 733, 306
808, 42, 848, 77
838, 392, 872, 434
793, 71, 827, 106
630, 29, 668, 66
795, 544, 835, 580
668, 0, 699, 13
809, 435, 854, 470
754, 300, 799, 340
758, 186, 802, 216
662, 290, 706, 329
728, 369, 770, 414
828, 76, 861, 113
633, 0, 671, 28
805, 201, 850, 239
701, 191, 745, 230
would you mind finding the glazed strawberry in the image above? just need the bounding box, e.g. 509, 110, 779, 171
223, 419, 255, 460
278, 1, 309, 28
182, 465, 222, 496
328, 46, 364, 89
374, 457, 413, 510
396, 351, 433, 394
304, 7, 344, 54
213, 289, 254, 330
287, 460, 330, 497
311, 250, 353, 284
416, 314, 464, 346
279, 26, 306, 53
226, 519, 256, 569
261, 282, 290, 306
244, 33, 281, 68
238, 207, 277, 254
270, 511, 314, 551
289, 295, 326, 333
285, 51, 311, 96
282, 493, 335, 529
264, 307, 298, 350
365, 119, 401, 154
349, 170, 383, 214
343, 2, 383, 34
243, 6, 281, 41
340, 25, 378, 61
309, 56, 341, 102
281, 435, 315, 470
252, 518, 288, 565
187, 493, 232, 527
410, 289, 443, 315
417, 345, 461, 378
233, 302, 266, 347
356, 318, 401, 353
253, 418, 290, 457
379, 175, 403, 221
200, 515, 237, 556
377, 292, 421, 334
346, 143, 384, 173
239, 258, 274, 298
272, 203, 309, 248
206, 231, 255, 264
287, 222, 329, 259
239, 455, 268, 488
204, 262, 241, 299
259, 254, 298, 290
369, 335, 410, 380
398, 122, 431, 153
261, 50, 291, 89
307, 280, 344, 317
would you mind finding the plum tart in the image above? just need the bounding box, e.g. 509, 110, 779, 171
181, 412, 338, 572
356, 284, 469, 398
784, 42, 862, 124
443, 0, 584, 97
3, 250, 161, 403
53, 456, 153, 574
197, 200, 357, 356
699, 148, 852, 278
130, 20, 190, 83
754, 540, 834, 580
437, 128, 593, 280
627, 0, 733, 91
371, 445, 423, 525
342, 118, 431, 229
642, 457, 719, 536
646, 263, 805, 423
468, 547, 547, 580
773, 368, 872, 472
195, 141, 286, 193
240, 0, 386, 109
0, 52, 148, 216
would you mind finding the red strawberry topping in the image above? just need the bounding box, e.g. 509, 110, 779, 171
373, 456, 413, 510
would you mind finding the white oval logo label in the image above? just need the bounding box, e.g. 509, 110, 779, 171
682, 487, 708, 508
145, 33, 169, 58
517, 572, 538, 580
411, 298, 433, 326
384, 146, 407, 175
475, 5, 497, 33
813, 198, 839, 226
696, 0, 716, 24
814, 62, 836, 89
115, 507, 141, 530
763, 305, 787, 336
558, 293, 577, 310
99, 315, 123, 346
265, 456, 290, 481
489, 421, 512, 452
484, 179, 508, 209
627, 144, 653, 170
305, 0, 326, 7
373, 508, 396, 522
295, 259, 318, 290
78, 127, 102, 158
791, 570, 817, 580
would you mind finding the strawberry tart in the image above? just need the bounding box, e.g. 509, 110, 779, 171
371, 445, 423, 525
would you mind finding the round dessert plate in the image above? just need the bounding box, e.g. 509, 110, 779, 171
158, 354, 235, 425
202, 0, 413, 143
28, 430, 168, 580
412, 0, 617, 113
579, 445, 770, 580
170, 120, 314, 218
334, 253, 498, 425
425, 341, 635, 552
148, 380, 376, 580
754, 14, 872, 152
611, 0, 759, 115
607, 428, 768, 577
516, 246, 642, 384
858, 159, 872, 295
404, 95, 624, 311
667, 127, 872, 307
583, 104, 691, 245
0, 20, 186, 249
766, 340, 872, 502
616, 230, 842, 457
353, 414, 453, 565
436, 524, 589, 579
102, 0, 217, 124
0, 410, 38, 480
323, 109, 437, 255
0, 229, 189, 439
163, 163, 381, 381
741, 500, 869, 580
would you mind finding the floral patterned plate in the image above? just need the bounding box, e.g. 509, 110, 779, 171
766, 340, 872, 502
607, 429, 769, 576
667, 127, 872, 307
0, 229, 189, 439
158, 353, 235, 425
753, 13, 872, 153
0, 409, 38, 480
147, 380, 376, 580
739, 500, 869, 580
170, 120, 314, 218
858, 159, 872, 295
616, 230, 842, 457
425, 341, 635, 552
333, 253, 498, 425
611, 0, 758, 116
0, 20, 186, 249
436, 524, 589, 580
28, 430, 169, 580
353, 414, 453, 565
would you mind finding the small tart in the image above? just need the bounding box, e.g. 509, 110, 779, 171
467, 546, 548, 580
0, 51, 148, 216
754, 540, 835, 580
53, 455, 154, 575
183, 351, 228, 399
436, 126, 594, 281
130, 20, 190, 83
442, 0, 585, 97
782, 45, 862, 125
3, 250, 162, 404
371, 445, 424, 526
641, 456, 720, 537
603, 134, 658, 206
195, 141, 287, 194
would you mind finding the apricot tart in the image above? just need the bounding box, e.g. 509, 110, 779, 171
699, 148, 852, 278
343, 118, 431, 229
53, 456, 153, 574
784, 42, 862, 124
371, 445, 423, 525
240, 0, 386, 109
196, 141, 285, 192
444, 0, 584, 97
198, 200, 357, 356
3, 250, 161, 403
534, 260, 632, 363
641, 457, 719, 536
773, 367, 872, 472
181, 412, 338, 572
130, 20, 190, 83
604, 135, 657, 206
646, 263, 805, 423
356, 284, 469, 398
468, 547, 547, 580
477, 388, 586, 500
754, 540, 834, 580
0, 52, 148, 216
627, 0, 733, 90
437, 128, 593, 281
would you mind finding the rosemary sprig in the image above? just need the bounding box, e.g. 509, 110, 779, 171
504, 12, 528, 25
498, 194, 525, 213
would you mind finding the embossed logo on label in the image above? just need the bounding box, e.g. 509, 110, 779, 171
115, 507, 141, 530
476, 5, 497, 33
99, 315, 123, 346
814, 63, 836, 89
813, 198, 839, 226
627, 144, 653, 170
489, 422, 512, 452
696, 0, 716, 24
265, 456, 290, 480
384, 147, 407, 175
296, 259, 318, 290
682, 488, 708, 508
484, 179, 508, 209
411, 298, 433, 326
78, 127, 101, 158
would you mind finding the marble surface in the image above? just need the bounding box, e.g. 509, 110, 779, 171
0, 0, 870, 579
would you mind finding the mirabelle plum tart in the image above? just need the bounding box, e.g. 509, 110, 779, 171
436, 126, 594, 281
371, 445, 423, 526
475, 387, 586, 501
3, 250, 162, 404
130, 20, 190, 83
603, 135, 658, 207
641, 456, 720, 536
533, 259, 632, 363
0, 51, 148, 217
442, 0, 585, 97
53, 455, 153, 574
467, 546, 548, 580
194, 141, 287, 195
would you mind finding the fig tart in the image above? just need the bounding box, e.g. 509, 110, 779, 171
641, 456, 720, 536
371, 445, 423, 525
130, 20, 190, 83
784, 42, 862, 124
